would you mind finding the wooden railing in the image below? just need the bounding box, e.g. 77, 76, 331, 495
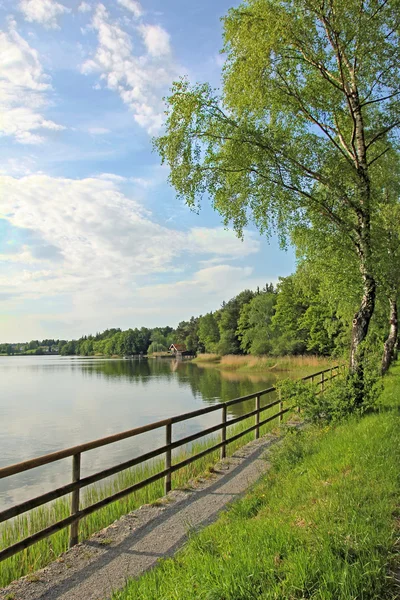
0, 365, 343, 562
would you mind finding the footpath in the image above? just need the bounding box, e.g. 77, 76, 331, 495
0, 433, 280, 600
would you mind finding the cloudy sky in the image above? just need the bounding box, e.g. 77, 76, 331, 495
0, 0, 295, 342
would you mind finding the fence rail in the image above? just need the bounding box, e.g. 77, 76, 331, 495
0, 364, 343, 563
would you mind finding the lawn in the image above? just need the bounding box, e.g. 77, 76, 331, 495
114, 365, 400, 600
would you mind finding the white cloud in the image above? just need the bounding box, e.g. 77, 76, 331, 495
0, 26, 64, 143
187, 228, 259, 258
78, 1, 91, 12
18, 0, 70, 29
0, 157, 36, 176
0, 107, 64, 143
95, 172, 164, 188
139, 24, 171, 57
133, 265, 269, 324
96, 172, 127, 181
0, 27, 50, 92
0, 175, 260, 314
117, 0, 143, 18
81, 4, 179, 134
138, 266, 254, 301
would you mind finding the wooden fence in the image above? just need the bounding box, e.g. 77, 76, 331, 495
0, 365, 343, 563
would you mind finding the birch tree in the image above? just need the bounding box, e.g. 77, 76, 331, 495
155, 0, 400, 399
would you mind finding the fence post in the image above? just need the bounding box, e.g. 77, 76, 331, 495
165, 422, 172, 494
321, 370, 325, 393
220, 405, 227, 459
69, 453, 81, 548
279, 390, 283, 423
255, 395, 260, 439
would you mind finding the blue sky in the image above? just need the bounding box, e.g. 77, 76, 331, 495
0, 0, 295, 342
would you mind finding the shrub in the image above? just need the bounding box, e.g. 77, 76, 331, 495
276, 368, 382, 424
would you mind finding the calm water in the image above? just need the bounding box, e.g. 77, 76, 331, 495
0, 356, 278, 509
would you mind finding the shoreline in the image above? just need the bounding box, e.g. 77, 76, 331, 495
193, 354, 336, 377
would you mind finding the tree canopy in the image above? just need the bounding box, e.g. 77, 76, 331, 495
155, 0, 400, 390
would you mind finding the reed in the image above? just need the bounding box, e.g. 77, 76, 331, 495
0, 401, 285, 588
114, 367, 400, 600
195, 354, 335, 376
193, 353, 221, 362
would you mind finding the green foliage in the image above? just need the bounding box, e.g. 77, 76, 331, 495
197, 312, 220, 353
147, 342, 168, 354
174, 318, 199, 352
154, 0, 400, 397
217, 290, 255, 355
275, 378, 316, 413
114, 366, 400, 600
155, 0, 400, 254
237, 290, 276, 355
292, 368, 382, 424
270, 276, 308, 354
2, 275, 362, 362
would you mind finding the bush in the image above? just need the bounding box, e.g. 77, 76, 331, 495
276, 368, 382, 424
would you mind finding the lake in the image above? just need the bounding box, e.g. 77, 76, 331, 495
0, 356, 278, 509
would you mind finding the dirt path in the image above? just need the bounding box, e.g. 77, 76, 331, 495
1, 433, 280, 600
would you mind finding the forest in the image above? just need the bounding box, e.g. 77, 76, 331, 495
55, 274, 351, 358
1, 259, 392, 369
3, 0, 400, 406
149, 0, 400, 408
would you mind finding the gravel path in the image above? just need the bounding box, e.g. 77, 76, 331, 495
1, 433, 280, 600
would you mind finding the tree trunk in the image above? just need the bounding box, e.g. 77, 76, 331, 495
381, 297, 398, 375
349, 139, 375, 402
350, 271, 376, 369
349, 228, 376, 406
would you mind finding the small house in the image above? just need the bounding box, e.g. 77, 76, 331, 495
169, 343, 193, 357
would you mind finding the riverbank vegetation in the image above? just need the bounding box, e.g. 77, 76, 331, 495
104, 2, 400, 595
0, 277, 354, 360
0, 339, 62, 356
0, 398, 289, 588
154, 0, 400, 406
114, 366, 400, 600
2, 0, 400, 597
2, 0, 400, 393
194, 354, 334, 377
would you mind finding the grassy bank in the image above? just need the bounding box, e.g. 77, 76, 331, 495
0, 397, 289, 588
114, 367, 400, 600
194, 354, 335, 377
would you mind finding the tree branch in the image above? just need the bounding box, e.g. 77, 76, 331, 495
274, 68, 356, 168
291, 43, 344, 90
361, 89, 400, 107
366, 120, 400, 149
367, 146, 391, 166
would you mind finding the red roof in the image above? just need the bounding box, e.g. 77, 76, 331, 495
170, 343, 187, 352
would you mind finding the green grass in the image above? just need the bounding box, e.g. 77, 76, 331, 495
0, 398, 288, 588
113, 366, 400, 600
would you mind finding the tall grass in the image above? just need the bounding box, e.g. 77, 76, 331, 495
0, 399, 285, 588
193, 353, 220, 362
195, 354, 335, 376
114, 366, 400, 600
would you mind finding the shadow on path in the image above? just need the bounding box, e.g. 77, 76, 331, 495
3, 435, 280, 600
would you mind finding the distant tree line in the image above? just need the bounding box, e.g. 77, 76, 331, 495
0, 339, 64, 356
1, 270, 364, 358
153, 0, 400, 404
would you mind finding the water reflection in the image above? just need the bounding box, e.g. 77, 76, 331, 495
0, 356, 277, 508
